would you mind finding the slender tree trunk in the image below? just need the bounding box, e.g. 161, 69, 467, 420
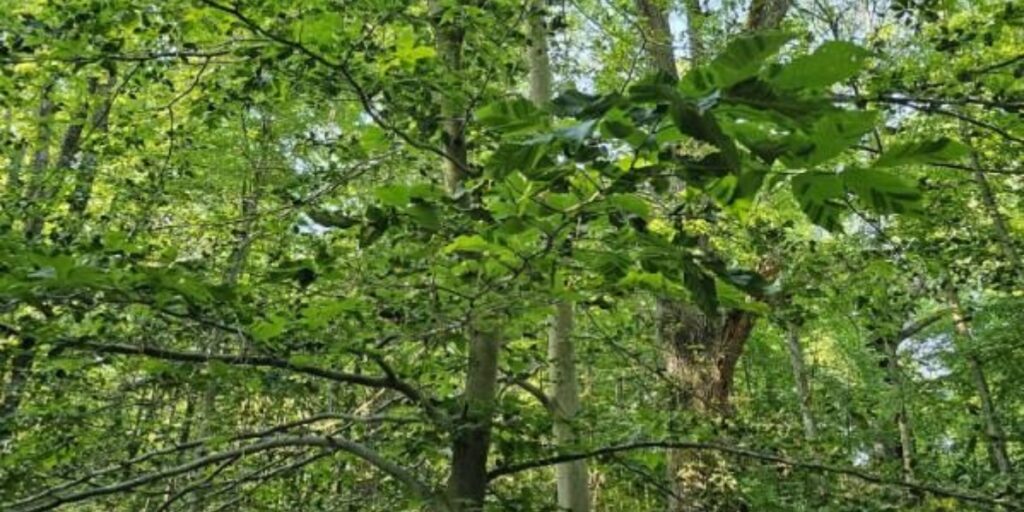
4, 108, 26, 196
548, 302, 589, 511
0, 334, 35, 446
529, 3, 590, 510
964, 141, 1020, 271
431, 4, 502, 509
744, 0, 790, 31
0, 87, 55, 447
884, 337, 916, 484
869, 310, 947, 486
784, 325, 817, 441
22, 84, 54, 242
527, 0, 553, 107
948, 290, 1012, 475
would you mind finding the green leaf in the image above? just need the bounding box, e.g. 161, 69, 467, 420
393, 26, 435, 65
375, 185, 411, 207
843, 167, 922, 215
251, 314, 287, 343
360, 125, 389, 152
670, 102, 740, 173
781, 110, 879, 167
873, 137, 969, 168
444, 235, 492, 254
475, 97, 546, 134
609, 193, 651, 218
405, 203, 441, 231
682, 31, 795, 94
771, 41, 871, 90
791, 172, 845, 231
554, 119, 598, 146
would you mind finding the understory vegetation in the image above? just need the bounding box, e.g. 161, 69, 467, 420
1, 0, 1023, 510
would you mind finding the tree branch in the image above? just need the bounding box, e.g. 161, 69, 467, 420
487, 440, 1020, 510
11, 436, 435, 512
198, 0, 472, 176
70, 340, 444, 423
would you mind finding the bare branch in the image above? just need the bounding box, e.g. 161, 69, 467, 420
487, 440, 1020, 510
11, 436, 435, 512
70, 340, 443, 421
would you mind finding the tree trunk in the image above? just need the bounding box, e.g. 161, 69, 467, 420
3, 108, 26, 197
784, 325, 817, 441
948, 290, 1012, 475
529, 3, 590, 510
446, 328, 501, 511
431, 4, 502, 509
744, 0, 790, 31
548, 302, 589, 511
964, 140, 1020, 273
634, 0, 679, 80
632, 2, 790, 510
0, 334, 35, 446
0, 87, 55, 446
22, 84, 54, 241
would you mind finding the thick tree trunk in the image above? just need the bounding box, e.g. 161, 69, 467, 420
784, 325, 817, 441
446, 328, 501, 511
948, 290, 1012, 475
634, 1, 789, 507
634, 0, 679, 80
431, 4, 502, 509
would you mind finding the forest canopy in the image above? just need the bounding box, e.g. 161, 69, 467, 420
1, 0, 1023, 510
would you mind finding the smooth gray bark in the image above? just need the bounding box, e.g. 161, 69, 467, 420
784, 325, 817, 441
948, 290, 1012, 475
528, 4, 590, 509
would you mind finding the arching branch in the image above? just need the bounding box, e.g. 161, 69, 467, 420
487, 440, 1020, 510
68, 340, 445, 424
10, 435, 435, 512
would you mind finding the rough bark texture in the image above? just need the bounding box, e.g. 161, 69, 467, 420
634, 0, 680, 80
948, 291, 1012, 475
633, 1, 791, 508
744, 0, 791, 31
